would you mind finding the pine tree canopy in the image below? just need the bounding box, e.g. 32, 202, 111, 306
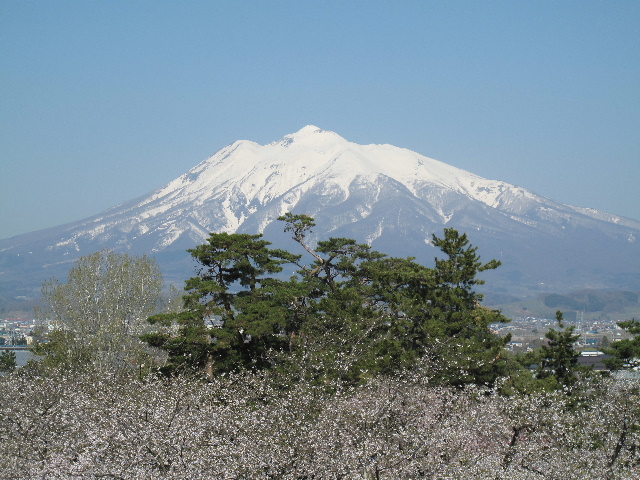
143, 215, 513, 386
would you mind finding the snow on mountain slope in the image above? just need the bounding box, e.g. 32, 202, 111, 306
139, 125, 637, 241
87, 127, 589, 239
64, 125, 513, 250
1, 125, 639, 297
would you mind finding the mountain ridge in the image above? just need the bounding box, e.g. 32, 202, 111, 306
1, 126, 639, 299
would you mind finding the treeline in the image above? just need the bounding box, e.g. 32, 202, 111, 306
142, 213, 514, 388
1, 214, 639, 478
544, 290, 639, 313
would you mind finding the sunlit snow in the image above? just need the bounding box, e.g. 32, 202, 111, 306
32, 125, 640, 256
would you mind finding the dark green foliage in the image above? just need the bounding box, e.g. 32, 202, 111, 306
424, 229, 512, 386
0, 349, 17, 373
544, 293, 583, 310
143, 233, 298, 377
544, 290, 639, 313
536, 311, 582, 389
604, 319, 640, 370
144, 216, 513, 387
431, 228, 501, 310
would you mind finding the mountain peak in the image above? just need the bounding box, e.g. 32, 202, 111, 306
2, 126, 639, 298
295, 125, 324, 135
276, 125, 345, 148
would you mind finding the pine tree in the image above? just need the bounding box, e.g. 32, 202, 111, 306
276, 213, 392, 383
421, 229, 512, 386
145, 215, 514, 387
536, 310, 581, 389
0, 349, 17, 373
604, 319, 640, 370
144, 233, 298, 377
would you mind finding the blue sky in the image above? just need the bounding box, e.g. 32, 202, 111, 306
1, 1, 639, 239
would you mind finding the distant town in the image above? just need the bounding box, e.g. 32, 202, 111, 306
2, 307, 636, 372
0, 315, 35, 347
495, 314, 633, 354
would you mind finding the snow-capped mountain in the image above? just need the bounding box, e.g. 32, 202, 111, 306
2, 126, 639, 298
